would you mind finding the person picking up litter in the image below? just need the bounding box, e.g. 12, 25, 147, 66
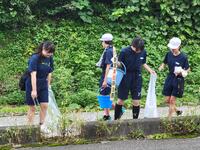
114, 37, 156, 120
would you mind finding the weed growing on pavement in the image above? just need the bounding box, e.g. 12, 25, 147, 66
20, 138, 93, 149
147, 133, 199, 140
0, 145, 12, 150
128, 129, 145, 139
40, 110, 85, 143
96, 120, 122, 138
2, 127, 23, 144
147, 133, 172, 140
59, 112, 84, 138
161, 116, 200, 136
0, 126, 39, 145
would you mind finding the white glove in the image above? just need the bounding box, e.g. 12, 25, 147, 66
182, 70, 188, 78
174, 66, 183, 74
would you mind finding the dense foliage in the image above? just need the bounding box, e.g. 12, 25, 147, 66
0, 0, 199, 109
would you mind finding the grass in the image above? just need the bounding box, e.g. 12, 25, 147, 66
0, 145, 12, 150
0, 105, 29, 117
20, 138, 93, 149
147, 133, 199, 140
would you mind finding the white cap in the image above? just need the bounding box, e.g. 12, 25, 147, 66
167, 37, 181, 49
100, 33, 113, 41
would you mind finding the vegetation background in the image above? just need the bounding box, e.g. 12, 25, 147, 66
0, 0, 199, 111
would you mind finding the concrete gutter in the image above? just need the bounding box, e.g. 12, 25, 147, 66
0, 125, 40, 145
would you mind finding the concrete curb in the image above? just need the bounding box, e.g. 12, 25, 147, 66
80, 116, 200, 139
1, 116, 200, 145
0, 125, 40, 145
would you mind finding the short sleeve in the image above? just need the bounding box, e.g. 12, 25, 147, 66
142, 51, 147, 64
28, 54, 39, 73
105, 49, 113, 64
49, 56, 54, 73
163, 52, 168, 64
183, 56, 189, 70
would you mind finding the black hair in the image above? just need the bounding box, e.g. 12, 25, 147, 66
104, 41, 113, 45
131, 37, 145, 51
36, 41, 55, 56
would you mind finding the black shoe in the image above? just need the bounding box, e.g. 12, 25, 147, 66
176, 110, 183, 116
103, 115, 111, 121
132, 106, 140, 119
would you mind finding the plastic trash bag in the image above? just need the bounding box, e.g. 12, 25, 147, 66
41, 87, 61, 135
144, 74, 158, 118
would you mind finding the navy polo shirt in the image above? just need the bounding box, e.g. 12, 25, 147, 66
101, 46, 113, 72
28, 54, 54, 79
118, 46, 146, 73
163, 51, 189, 74
25, 53, 54, 104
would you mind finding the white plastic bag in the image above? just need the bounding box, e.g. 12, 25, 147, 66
174, 66, 183, 74
41, 88, 61, 135
144, 74, 158, 118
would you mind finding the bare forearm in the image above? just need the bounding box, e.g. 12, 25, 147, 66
48, 73, 52, 86
143, 63, 152, 73
31, 72, 37, 91
186, 68, 190, 72
104, 64, 111, 81
159, 63, 165, 71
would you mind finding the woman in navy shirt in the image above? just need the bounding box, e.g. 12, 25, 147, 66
115, 37, 156, 120
159, 37, 190, 118
26, 41, 55, 125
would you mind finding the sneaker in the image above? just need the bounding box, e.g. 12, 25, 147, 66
103, 115, 111, 121
40, 124, 51, 134
176, 110, 183, 116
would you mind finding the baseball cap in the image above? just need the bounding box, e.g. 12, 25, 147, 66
100, 33, 113, 41
167, 37, 181, 49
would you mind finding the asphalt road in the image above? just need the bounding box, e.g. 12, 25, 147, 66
20, 137, 200, 150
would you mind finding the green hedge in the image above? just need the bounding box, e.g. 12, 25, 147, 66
0, 0, 199, 108
0, 19, 199, 108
